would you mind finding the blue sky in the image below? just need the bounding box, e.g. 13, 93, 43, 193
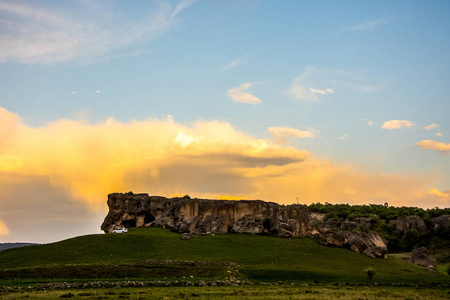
0, 0, 449, 242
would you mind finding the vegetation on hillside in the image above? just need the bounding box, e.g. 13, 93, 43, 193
0, 228, 447, 286
308, 203, 450, 252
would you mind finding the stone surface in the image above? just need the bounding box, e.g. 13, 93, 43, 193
101, 192, 312, 238
431, 215, 450, 232
101, 192, 389, 258
320, 231, 388, 258
389, 216, 428, 235
411, 247, 437, 272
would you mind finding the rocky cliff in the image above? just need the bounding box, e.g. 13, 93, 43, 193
101, 192, 388, 258
101, 193, 312, 238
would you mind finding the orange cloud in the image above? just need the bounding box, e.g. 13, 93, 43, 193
227, 83, 261, 105
0, 107, 444, 213
268, 127, 315, 146
381, 120, 415, 130
0, 219, 10, 236
417, 140, 450, 154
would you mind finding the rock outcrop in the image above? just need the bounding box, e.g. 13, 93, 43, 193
320, 231, 388, 259
101, 192, 389, 258
388, 216, 429, 235
411, 247, 437, 272
101, 193, 312, 238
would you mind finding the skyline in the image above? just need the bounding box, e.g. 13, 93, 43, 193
0, 0, 449, 243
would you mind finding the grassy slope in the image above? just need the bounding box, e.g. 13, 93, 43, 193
0, 228, 448, 284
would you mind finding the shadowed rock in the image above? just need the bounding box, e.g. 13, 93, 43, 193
101, 192, 389, 258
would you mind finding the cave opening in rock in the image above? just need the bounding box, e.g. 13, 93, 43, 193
144, 213, 156, 224
123, 219, 136, 228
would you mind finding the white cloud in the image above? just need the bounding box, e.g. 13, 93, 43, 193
0, 0, 196, 64
71, 91, 78, 95
96, 90, 101, 93
289, 67, 380, 103
424, 123, 439, 130
227, 83, 262, 105
268, 127, 315, 146
417, 140, 450, 154
338, 19, 387, 33
221, 54, 252, 71
361, 118, 374, 126
289, 67, 334, 102
381, 120, 415, 130
335, 135, 349, 140
436, 132, 443, 137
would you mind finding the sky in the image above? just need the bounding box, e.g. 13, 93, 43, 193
0, 0, 449, 243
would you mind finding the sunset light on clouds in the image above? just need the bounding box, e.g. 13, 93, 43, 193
0, 0, 449, 243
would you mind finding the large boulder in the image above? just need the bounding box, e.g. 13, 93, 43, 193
389, 216, 428, 235
431, 215, 450, 232
321, 231, 388, 258
411, 247, 437, 272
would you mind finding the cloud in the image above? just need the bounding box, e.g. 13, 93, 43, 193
428, 188, 449, 199
0, 0, 195, 64
71, 91, 78, 95
96, 90, 101, 93
335, 135, 349, 140
0, 219, 9, 236
221, 54, 252, 71
0, 106, 447, 242
268, 127, 315, 146
381, 120, 415, 130
436, 133, 443, 137
424, 123, 439, 130
417, 140, 450, 154
361, 118, 374, 126
427, 188, 450, 205
338, 19, 387, 33
289, 67, 380, 103
227, 83, 262, 105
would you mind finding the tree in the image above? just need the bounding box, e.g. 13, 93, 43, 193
364, 267, 376, 283
446, 264, 450, 276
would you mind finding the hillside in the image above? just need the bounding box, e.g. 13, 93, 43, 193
0, 228, 448, 285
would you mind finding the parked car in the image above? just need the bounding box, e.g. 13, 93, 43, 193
112, 227, 128, 233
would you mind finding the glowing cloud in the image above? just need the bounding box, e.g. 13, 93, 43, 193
0, 219, 9, 236
269, 127, 315, 146
436, 133, 443, 137
0, 106, 445, 217
381, 120, 415, 130
423, 123, 439, 130
417, 140, 450, 154
428, 188, 449, 199
227, 83, 262, 105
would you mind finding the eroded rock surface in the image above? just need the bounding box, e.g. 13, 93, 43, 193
101, 193, 312, 238
101, 192, 389, 258
411, 247, 437, 272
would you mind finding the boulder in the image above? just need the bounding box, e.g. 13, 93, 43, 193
431, 215, 450, 232
389, 216, 428, 235
411, 247, 436, 272
320, 231, 388, 258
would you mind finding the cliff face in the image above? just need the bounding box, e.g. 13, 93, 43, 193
101, 192, 389, 259
101, 193, 312, 238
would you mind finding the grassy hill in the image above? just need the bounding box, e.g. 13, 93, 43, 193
0, 228, 448, 285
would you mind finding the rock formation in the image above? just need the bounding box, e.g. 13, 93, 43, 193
101, 192, 389, 258
101, 193, 312, 238
389, 216, 429, 235
410, 247, 437, 272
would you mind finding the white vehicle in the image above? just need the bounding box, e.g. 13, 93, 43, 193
112, 227, 128, 233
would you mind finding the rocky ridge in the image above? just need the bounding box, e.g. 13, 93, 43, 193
101, 192, 388, 258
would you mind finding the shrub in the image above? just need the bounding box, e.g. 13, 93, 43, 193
364, 267, 376, 283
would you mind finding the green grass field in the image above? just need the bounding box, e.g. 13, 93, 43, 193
1, 285, 450, 300
0, 228, 448, 286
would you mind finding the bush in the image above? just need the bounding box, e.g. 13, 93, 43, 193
364, 267, 376, 283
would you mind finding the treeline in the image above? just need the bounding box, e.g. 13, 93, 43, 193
307, 203, 450, 252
